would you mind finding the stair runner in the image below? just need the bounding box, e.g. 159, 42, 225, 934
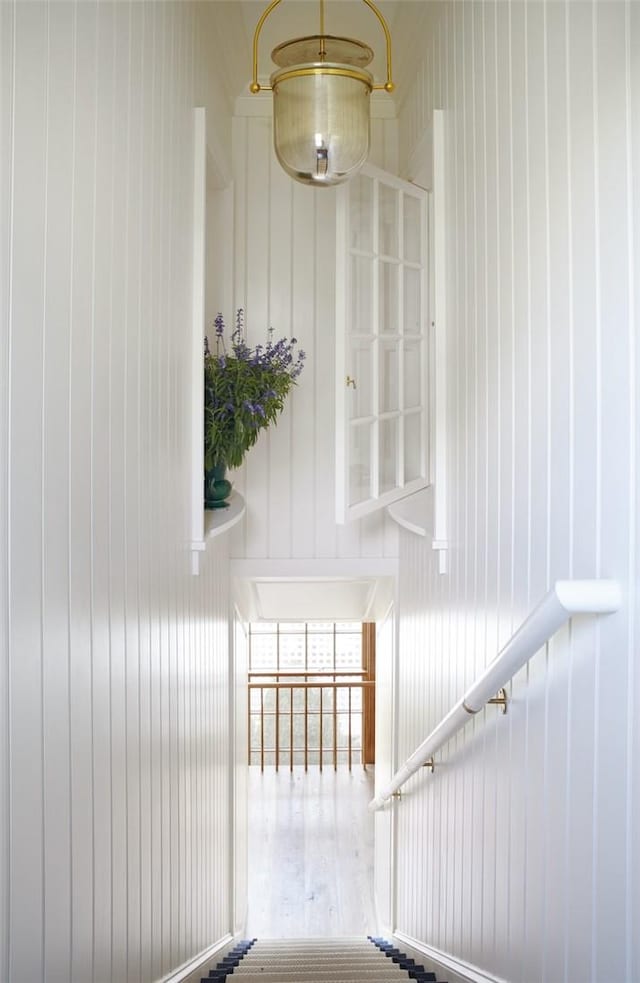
201, 937, 446, 982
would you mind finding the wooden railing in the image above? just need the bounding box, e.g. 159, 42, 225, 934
248, 671, 375, 771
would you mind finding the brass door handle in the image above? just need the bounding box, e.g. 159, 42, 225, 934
346, 375, 357, 389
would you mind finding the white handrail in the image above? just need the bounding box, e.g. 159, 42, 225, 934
368, 579, 622, 811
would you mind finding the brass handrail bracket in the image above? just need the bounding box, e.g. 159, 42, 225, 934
487, 687, 509, 715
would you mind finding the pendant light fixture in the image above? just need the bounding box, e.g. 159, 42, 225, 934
250, 0, 394, 187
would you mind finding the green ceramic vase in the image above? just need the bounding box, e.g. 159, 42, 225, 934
204, 463, 232, 510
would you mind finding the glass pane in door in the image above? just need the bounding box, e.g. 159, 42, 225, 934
379, 341, 399, 413
378, 183, 399, 258
379, 262, 399, 335
380, 417, 398, 494
404, 341, 422, 408
350, 255, 373, 335
403, 194, 422, 262
404, 267, 422, 336
404, 412, 423, 482
348, 422, 372, 506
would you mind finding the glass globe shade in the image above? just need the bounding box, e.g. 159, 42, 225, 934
271, 65, 372, 187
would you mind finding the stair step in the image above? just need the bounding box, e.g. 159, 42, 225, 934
202, 936, 445, 983
221, 976, 410, 982
233, 965, 407, 976
243, 940, 370, 949
238, 952, 394, 962
233, 961, 398, 969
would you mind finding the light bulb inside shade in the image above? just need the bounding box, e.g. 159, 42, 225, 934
271, 69, 371, 186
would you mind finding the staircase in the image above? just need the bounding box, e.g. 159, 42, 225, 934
201, 937, 447, 982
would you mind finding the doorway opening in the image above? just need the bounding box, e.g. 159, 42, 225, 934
244, 621, 378, 938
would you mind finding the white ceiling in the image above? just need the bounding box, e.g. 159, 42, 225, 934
205, 1, 431, 108
235, 576, 395, 623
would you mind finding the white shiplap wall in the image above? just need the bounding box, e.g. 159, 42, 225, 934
0, 1, 10, 972
232, 616, 249, 938
390, 3, 639, 982
1, 3, 236, 981
228, 102, 400, 563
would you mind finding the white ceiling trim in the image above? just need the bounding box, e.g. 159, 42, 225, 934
230, 558, 398, 577
252, 578, 378, 621
232, 572, 396, 624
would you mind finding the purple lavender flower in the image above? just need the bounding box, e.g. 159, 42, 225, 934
204, 309, 306, 470
232, 308, 245, 345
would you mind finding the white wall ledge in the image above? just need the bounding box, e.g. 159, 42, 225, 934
191, 493, 246, 574
386, 487, 448, 572
386, 488, 430, 536
205, 491, 246, 539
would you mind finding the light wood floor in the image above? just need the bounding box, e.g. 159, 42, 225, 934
246, 766, 378, 938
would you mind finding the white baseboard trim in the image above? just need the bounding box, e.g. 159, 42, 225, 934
393, 931, 508, 983
158, 933, 234, 983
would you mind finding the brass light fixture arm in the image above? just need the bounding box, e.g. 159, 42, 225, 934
360, 0, 394, 92
250, 0, 394, 95
250, 0, 282, 92
319, 0, 326, 58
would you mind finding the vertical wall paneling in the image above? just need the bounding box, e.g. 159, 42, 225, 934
592, 5, 636, 980
267, 152, 294, 558
289, 182, 317, 558
628, 8, 640, 981
564, 8, 600, 981
233, 617, 249, 936
42, 2, 74, 977
314, 183, 342, 560
243, 116, 271, 559
138, 8, 155, 975
2, 3, 237, 981
191, 108, 206, 571
432, 110, 448, 574
0, 4, 13, 980
229, 117, 248, 568
373, 609, 395, 936
392, 2, 639, 982
9, 3, 48, 977
125, 5, 144, 974
91, 6, 116, 974
68, 3, 99, 978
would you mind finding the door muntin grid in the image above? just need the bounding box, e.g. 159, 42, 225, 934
336, 165, 429, 523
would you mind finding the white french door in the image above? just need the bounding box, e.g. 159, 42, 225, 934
335, 163, 430, 524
